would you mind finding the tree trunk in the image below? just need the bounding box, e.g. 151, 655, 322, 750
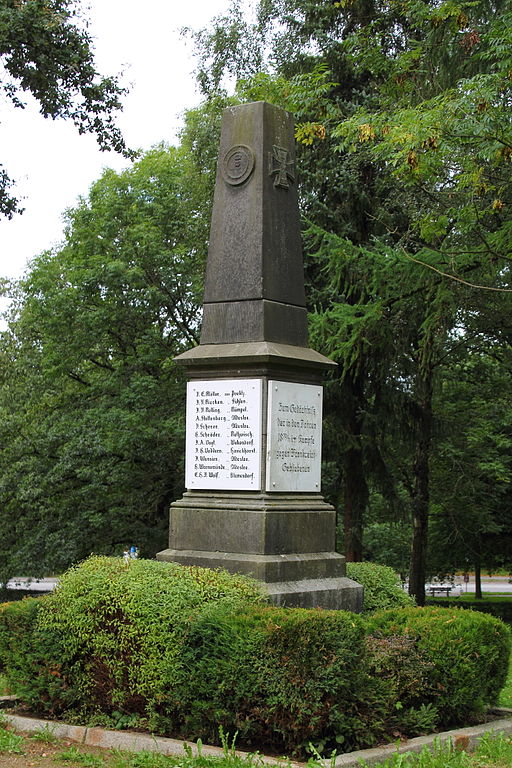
474, 557, 482, 599
343, 445, 368, 561
342, 375, 368, 562
408, 369, 434, 607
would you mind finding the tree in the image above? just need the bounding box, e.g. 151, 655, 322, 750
0, 139, 210, 579
189, 0, 512, 603
0, 0, 132, 217
328, 0, 512, 600
429, 349, 512, 596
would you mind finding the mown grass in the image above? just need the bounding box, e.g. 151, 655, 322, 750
430, 594, 512, 602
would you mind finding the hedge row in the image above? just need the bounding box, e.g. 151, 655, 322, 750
427, 598, 512, 625
0, 557, 509, 758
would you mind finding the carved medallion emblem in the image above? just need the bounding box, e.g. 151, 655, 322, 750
268, 145, 295, 189
221, 145, 255, 186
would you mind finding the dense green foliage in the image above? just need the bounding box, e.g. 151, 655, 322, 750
428, 598, 512, 625
0, 558, 509, 758
188, 0, 512, 602
499, 654, 512, 708
1, 0, 511, 598
171, 602, 379, 754
368, 606, 511, 723
346, 562, 414, 614
0, 596, 69, 712
0, 557, 263, 717
0, 141, 210, 578
0, 0, 131, 217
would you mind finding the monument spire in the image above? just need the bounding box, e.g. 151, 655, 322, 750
200, 101, 307, 347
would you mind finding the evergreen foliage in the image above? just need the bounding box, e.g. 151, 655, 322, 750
346, 562, 414, 614
0, 559, 509, 758
0, 0, 511, 599
187, 0, 512, 602
368, 605, 512, 723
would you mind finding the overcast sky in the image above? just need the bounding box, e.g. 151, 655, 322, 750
0, 0, 231, 289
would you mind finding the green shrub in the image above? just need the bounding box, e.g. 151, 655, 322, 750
346, 561, 415, 614
428, 598, 512, 624
1, 559, 510, 758
4, 557, 264, 718
169, 603, 385, 756
0, 597, 71, 714
366, 633, 439, 737
368, 606, 511, 724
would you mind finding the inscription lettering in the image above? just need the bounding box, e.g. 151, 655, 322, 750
266, 381, 323, 492
186, 379, 262, 490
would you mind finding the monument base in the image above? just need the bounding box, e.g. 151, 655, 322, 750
156, 491, 363, 612
265, 576, 363, 611
156, 547, 362, 611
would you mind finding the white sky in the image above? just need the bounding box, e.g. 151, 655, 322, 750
0, 0, 231, 290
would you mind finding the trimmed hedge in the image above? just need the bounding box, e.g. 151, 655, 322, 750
427, 598, 512, 625
368, 606, 511, 724
0, 558, 510, 758
167, 603, 385, 754
0, 597, 71, 713
346, 561, 415, 614
0, 556, 263, 717
365, 632, 439, 736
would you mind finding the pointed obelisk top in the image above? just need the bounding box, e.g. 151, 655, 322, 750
200, 101, 308, 347
176, 101, 335, 374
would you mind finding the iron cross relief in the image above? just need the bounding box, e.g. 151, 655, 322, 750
268, 145, 295, 189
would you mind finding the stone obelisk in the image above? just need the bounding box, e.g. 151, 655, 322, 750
157, 102, 362, 611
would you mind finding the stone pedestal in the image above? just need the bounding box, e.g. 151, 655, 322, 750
160, 491, 361, 610
156, 102, 362, 612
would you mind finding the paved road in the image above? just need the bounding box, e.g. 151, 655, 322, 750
5, 575, 512, 596
462, 577, 512, 594
425, 576, 512, 595
4, 577, 58, 592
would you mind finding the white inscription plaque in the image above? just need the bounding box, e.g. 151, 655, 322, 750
266, 380, 323, 492
185, 379, 262, 491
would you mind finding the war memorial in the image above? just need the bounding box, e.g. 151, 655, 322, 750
157, 101, 362, 611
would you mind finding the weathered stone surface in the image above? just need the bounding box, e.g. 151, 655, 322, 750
4, 714, 87, 743
156, 550, 346, 582
265, 577, 363, 612
201, 300, 308, 346
166, 491, 336, 554
175, 341, 335, 383
5, 710, 512, 767
201, 102, 307, 347
327, 717, 512, 767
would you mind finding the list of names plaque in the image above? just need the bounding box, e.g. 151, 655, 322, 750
266, 380, 323, 492
185, 379, 262, 490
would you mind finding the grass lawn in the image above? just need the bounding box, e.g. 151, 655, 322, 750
429, 594, 512, 602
